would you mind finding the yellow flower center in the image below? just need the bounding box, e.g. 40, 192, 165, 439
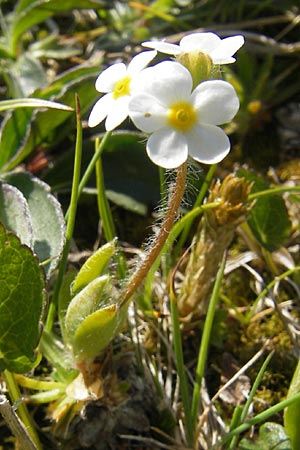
167, 101, 196, 132
113, 76, 131, 99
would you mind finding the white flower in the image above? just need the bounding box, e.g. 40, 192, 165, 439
142, 32, 244, 65
128, 61, 239, 169
88, 51, 157, 130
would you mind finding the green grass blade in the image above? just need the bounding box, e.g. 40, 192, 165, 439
45, 95, 82, 331
191, 252, 227, 429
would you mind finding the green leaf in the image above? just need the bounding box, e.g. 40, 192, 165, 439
239, 422, 292, 449
248, 195, 291, 251
29, 35, 82, 60
0, 108, 34, 171
0, 224, 46, 373
284, 360, 300, 449
237, 169, 291, 251
10, 53, 48, 96
1, 172, 66, 278
71, 239, 117, 295
34, 64, 100, 99
65, 275, 111, 345
72, 304, 121, 362
58, 268, 77, 342
0, 98, 74, 113
0, 182, 33, 248
102, 132, 160, 214
9, 0, 105, 54
0, 66, 97, 172
0, 38, 14, 58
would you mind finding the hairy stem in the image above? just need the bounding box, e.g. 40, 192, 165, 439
120, 162, 187, 307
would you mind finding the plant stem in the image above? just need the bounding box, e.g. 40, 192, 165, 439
120, 162, 188, 307
228, 351, 273, 449
75, 131, 112, 210
175, 163, 217, 255
169, 285, 194, 447
45, 95, 82, 331
3, 371, 42, 450
95, 146, 126, 279
191, 251, 227, 429
217, 392, 300, 448
64, 130, 112, 222
249, 266, 300, 320
248, 185, 300, 201
95, 145, 116, 242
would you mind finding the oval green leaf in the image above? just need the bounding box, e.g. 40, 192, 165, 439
10, 53, 48, 97
0, 224, 46, 373
72, 304, 120, 362
71, 239, 117, 296
65, 275, 110, 345
2, 172, 66, 278
248, 195, 291, 251
237, 168, 291, 251
0, 182, 33, 248
239, 422, 292, 450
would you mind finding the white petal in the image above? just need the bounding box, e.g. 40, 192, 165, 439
95, 63, 127, 93
105, 96, 130, 131
192, 80, 239, 125
142, 41, 182, 55
88, 93, 114, 128
147, 128, 188, 169
127, 50, 157, 75
210, 35, 245, 64
187, 124, 230, 164
129, 94, 167, 132
133, 61, 193, 106
180, 32, 221, 53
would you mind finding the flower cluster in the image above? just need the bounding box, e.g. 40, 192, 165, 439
88, 32, 244, 169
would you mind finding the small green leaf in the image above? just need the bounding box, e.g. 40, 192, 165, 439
0, 224, 46, 373
0, 182, 33, 247
65, 275, 110, 345
284, 360, 300, 449
35, 64, 100, 99
10, 53, 48, 96
2, 172, 66, 278
237, 169, 291, 251
0, 97, 74, 112
58, 267, 77, 342
29, 35, 82, 60
248, 195, 291, 251
71, 239, 117, 295
0, 108, 32, 172
72, 304, 120, 362
0, 38, 14, 58
239, 422, 292, 450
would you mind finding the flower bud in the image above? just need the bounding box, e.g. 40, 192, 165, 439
176, 50, 213, 88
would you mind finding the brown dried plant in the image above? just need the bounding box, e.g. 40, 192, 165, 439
178, 174, 253, 320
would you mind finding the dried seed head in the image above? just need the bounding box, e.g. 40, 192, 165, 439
205, 174, 253, 229
178, 175, 253, 319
